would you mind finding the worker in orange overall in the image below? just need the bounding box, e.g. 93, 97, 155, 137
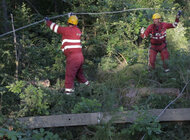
141, 11, 181, 72
45, 15, 89, 95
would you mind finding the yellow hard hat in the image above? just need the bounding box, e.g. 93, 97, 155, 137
67, 15, 78, 25
152, 13, 161, 19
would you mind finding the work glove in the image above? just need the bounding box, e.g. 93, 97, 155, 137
44, 17, 49, 21
68, 12, 73, 17
176, 10, 182, 19
177, 10, 182, 16
141, 27, 145, 34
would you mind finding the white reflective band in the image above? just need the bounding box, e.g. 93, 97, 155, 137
62, 39, 81, 45
50, 23, 55, 30
65, 88, 74, 92
84, 81, 89, 85
160, 34, 166, 39
65, 92, 72, 95
64, 45, 82, 50
61, 45, 82, 52
54, 25, 59, 33
152, 37, 158, 39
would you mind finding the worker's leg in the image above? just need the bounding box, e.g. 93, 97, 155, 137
75, 55, 89, 85
65, 57, 81, 94
161, 48, 170, 71
76, 65, 89, 85
149, 48, 158, 70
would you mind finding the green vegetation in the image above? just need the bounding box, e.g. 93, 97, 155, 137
0, 0, 190, 139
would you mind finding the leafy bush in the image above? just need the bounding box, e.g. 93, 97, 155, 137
72, 97, 102, 113
47, 91, 79, 114
6, 81, 49, 116
0, 127, 60, 140
98, 56, 118, 72
127, 107, 162, 139
138, 93, 190, 109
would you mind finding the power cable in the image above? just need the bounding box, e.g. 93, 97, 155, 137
0, 8, 161, 38
140, 79, 190, 140
0, 14, 68, 38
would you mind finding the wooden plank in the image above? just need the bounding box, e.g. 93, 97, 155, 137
102, 108, 190, 123
151, 108, 190, 122
18, 108, 190, 129
18, 113, 101, 129
125, 88, 180, 98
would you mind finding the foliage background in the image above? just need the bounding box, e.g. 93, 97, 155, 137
0, 0, 190, 139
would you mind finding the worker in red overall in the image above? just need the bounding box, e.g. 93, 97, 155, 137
141, 11, 181, 72
45, 15, 89, 95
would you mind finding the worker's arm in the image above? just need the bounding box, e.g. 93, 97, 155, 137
44, 17, 64, 34
165, 10, 181, 29
164, 17, 179, 29
141, 25, 151, 39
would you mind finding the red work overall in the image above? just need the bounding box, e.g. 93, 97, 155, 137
46, 20, 88, 93
141, 18, 179, 69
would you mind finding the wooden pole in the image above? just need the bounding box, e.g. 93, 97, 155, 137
10, 13, 19, 80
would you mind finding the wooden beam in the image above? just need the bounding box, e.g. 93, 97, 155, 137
125, 88, 180, 98
18, 108, 190, 129
18, 113, 100, 128
103, 108, 190, 123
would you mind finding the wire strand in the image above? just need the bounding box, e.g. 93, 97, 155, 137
73, 8, 158, 15
140, 79, 190, 140
0, 8, 161, 38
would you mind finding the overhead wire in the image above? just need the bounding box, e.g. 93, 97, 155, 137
0, 8, 160, 38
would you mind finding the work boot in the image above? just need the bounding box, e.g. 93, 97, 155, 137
65, 88, 74, 95
84, 81, 90, 86
164, 69, 170, 73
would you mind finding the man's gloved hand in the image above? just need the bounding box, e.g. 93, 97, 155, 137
177, 10, 182, 16
141, 27, 145, 34
176, 10, 182, 19
68, 12, 73, 17
44, 17, 49, 21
